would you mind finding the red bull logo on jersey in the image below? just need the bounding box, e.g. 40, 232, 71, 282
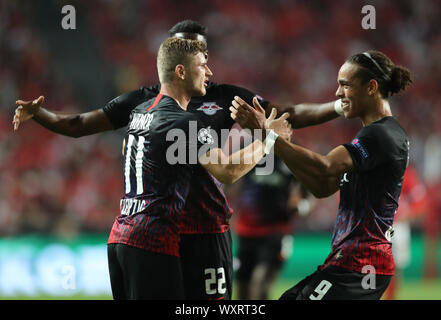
197, 102, 223, 115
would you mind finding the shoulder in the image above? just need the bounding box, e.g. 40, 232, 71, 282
358, 117, 409, 158
210, 83, 254, 95
367, 117, 407, 144
107, 86, 157, 107
140, 84, 161, 96
358, 117, 401, 138
207, 83, 268, 106
121, 84, 160, 104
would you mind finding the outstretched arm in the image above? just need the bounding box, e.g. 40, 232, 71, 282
13, 96, 113, 137
230, 97, 352, 198
274, 141, 352, 198
199, 140, 266, 184
268, 101, 341, 129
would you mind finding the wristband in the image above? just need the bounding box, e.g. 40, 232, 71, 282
334, 99, 344, 116
263, 130, 279, 154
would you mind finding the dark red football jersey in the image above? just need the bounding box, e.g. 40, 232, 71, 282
107, 94, 213, 256
103, 83, 269, 235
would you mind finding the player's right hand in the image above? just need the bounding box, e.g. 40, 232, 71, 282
265, 108, 292, 141
13, 96, 44, 131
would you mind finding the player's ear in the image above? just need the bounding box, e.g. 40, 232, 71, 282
175, 64, 186, 80
367, 79, 378, 96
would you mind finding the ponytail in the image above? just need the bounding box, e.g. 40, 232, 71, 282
388, 65, 413, 96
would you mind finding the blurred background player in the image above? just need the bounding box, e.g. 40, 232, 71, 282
384, 163, 427, 299
422, 140, 441, 282
228, 155, 313, 300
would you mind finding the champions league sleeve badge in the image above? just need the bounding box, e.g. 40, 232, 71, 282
351, 138, 369, 159
198, 126, 215, 145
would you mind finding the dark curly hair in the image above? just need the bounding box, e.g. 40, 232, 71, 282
168, 20, 208, 37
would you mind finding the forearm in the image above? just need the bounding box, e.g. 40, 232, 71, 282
270, 101, 339, 129
274, 138, 332, 177
201, 140, 265, 184
273, 138, 340, 197
33, 107, 76, 136
227, 140, 265, 183
285, 164, 338, 198
33, 107, 113, 137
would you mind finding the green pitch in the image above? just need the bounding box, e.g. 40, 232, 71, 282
2, 279, 440, 300
1, 232, 439, 300
263, 278, 441, 300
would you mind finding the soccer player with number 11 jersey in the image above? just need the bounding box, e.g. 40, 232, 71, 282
13, 20, 340, 299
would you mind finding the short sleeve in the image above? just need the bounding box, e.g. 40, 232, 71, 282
103, 85, 160, 129
222, 84, 270, 110
343, 125, 391, 172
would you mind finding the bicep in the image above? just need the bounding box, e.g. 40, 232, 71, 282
321, 146, 353, 197
313, 146, 353, 197
34, 107, 114, 137
324, 145, 354, 176
268, 101, 339, 129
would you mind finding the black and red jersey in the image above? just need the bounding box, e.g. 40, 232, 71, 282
320, 116, 409, 275
234, 157, 297, 237
107, 94, 213, 256
103, 82, 269, 235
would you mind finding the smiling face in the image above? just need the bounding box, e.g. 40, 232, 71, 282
184, 51, 212, 97
335, 62, 373, 119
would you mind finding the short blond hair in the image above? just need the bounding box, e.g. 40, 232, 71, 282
157, 37, 207, 84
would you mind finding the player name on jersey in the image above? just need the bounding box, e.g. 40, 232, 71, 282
129, 113, 154, 131
120, 198, 147, 216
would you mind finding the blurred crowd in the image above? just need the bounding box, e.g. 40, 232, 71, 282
0, 0, 440, 242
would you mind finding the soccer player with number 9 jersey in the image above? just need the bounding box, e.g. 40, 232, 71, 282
231, 50, 412, 300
